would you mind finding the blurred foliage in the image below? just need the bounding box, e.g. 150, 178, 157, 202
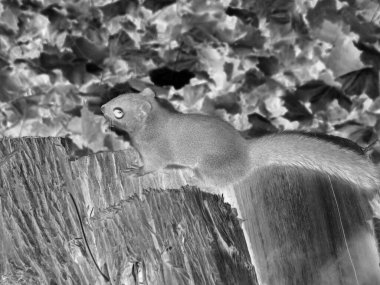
1, 0, 380, 158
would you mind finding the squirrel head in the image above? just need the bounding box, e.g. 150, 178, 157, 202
101, 88, 155, 134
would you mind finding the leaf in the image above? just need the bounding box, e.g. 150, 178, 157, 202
354, 41, 380, 70
282, 93, 313, 123
243, 113, 278, 138
100, 0, 138, 21
149, 67, 195, 90
257, 56, 280, 76
225, 7, 259, 27
335, 120, 377, 146
0, 67, 25, 102
294, 80, 352, 112
143, 0, 176, 12
213, 93, 241, 114
337, 67, 379, 99
64, 35, 108, 64
109, 30, 136, 57
231, 28, 265, 50
241, 69, 266, 91
0, 7, 18, 36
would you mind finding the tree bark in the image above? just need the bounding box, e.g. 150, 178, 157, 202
0, 137, 257, 285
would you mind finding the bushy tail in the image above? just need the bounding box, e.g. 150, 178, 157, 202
248, 132, 380, 197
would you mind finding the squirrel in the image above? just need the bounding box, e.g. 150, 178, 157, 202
101, 88, 380, 284
100, 88, 380, 197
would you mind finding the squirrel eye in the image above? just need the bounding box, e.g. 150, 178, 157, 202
113, 108, 124, 119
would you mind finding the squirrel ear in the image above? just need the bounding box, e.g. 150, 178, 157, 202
140, 88, 156, 98
136, 100, 152, 122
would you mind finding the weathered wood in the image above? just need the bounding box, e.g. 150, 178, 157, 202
0, 137, 256, 285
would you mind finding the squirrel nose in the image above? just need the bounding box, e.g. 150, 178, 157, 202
100, 105, 105, 113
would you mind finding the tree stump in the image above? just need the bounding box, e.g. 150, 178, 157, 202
0, 137, 257, 285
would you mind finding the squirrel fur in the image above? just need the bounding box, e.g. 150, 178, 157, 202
101, 88, 380, 196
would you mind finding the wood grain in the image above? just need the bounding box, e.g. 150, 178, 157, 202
0, 137, 256, 285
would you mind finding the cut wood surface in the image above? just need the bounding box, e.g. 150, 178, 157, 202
0, 137, 257, 285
